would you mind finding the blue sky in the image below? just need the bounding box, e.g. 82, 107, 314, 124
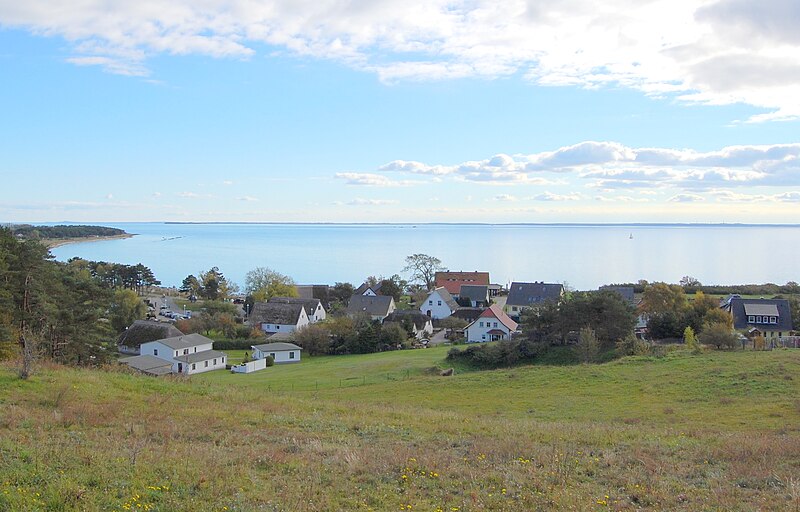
1, 0, 799, 223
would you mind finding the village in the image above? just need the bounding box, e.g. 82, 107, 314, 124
117, 267, 799, 377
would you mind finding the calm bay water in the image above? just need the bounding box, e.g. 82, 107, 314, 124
49, 223, 800, 290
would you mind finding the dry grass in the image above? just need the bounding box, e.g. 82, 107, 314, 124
1, 349, 799, 510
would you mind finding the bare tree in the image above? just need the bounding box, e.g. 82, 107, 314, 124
402, 254, 444, 291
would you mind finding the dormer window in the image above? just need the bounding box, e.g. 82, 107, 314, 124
770, 316, 777, 324
748, 316, 755, 323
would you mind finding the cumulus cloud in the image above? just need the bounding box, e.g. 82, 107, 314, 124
375, 141, 800, 189
3, 0, 800, 120
334, 172, 418, 187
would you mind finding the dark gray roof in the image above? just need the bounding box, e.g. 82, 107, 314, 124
451, 307, 485, 322
250, 302, 306, 325
599, 286, 636, 303
459, 285, 489, 303
251, 342, 302, 352
119, 354, 174, 375
506, 282, 564, 307
147, 333, 214, 351
431, 287, 460, 311
346, 295, 395, 317
355, 281, 383, 296
174, 349, 227, 364
383, 310, 432, 329
117, 320, 184, 348
727, 298, 793, 332
268, 296, 323, 315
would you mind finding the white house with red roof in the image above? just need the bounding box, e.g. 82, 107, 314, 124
464, 305, 518, 343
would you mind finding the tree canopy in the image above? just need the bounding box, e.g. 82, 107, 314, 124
402, 253, 444, 291
244, 267, 296, 302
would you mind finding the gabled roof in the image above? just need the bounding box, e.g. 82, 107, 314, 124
355, 281, 383, 296
174, 349, 227, 364
383, 310, 432, 330
727, 298, 793, 331
434, 271, 490, 295
268, 296, 323, 315
145, 333, 214, 351
252, 342, 302, 352
427, 287, 459, 311
346, 294, 395, 317
472, 304, 518, 331
599, 286, 636, 304
250, 302, 306, 326
117, 320, 184, 348
451, 307, 485, 322
459, 285, 489, 303
119, 354, 174, 375
506, 282, 564, 307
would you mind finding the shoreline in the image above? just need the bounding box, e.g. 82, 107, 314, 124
44, 233, 134, 249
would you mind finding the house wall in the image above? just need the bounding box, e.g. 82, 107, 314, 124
420, 291, 454, 320
465, 319, 511, 343
308, 304, 327, 323
261, 308, 310, 334
252, 348, 301, 363
231, 358, 268, 373
118, 344, 140, 355
183, 355, 227, 375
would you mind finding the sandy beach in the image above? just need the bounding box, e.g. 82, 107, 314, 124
44, 233, 133, 249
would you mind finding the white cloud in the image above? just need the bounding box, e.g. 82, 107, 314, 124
237, 196, 258, 202
4, 0, 800, 120
335, 198, 399, 206
492, 194, 519, 202
529, 192, 582, 201
334, 172, 418, 187
223, 180, 234, 186
668, 193, 705, 203
105, 193, 114, 199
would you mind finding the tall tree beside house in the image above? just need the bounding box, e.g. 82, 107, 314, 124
199, 266, 236, 300
244, 266, 297, 302
378, 274, 406, 302
109, 289, 148, 333
403, 253, 445, 291
641, 283, 689, 317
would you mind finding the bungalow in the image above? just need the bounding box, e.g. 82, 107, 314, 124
383, 310, 434, 340
136, 333, 227, 375
268, 296, 326, 323
434, 271, 490, 297
117, 319, 183, 355
251, 342, 302, 364
505, 281, 564, 319
346, 295, 396, 321
419, 287, 459, 319
250, 302, 310, 334
118, 354, 174, 376
724, 297, 793, 340
459, 284, 490, 307
465, 305, 518, 343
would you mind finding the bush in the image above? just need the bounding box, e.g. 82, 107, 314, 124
446, 339, 547, 369
264, 355, 275, 367
698, 322, 739, 350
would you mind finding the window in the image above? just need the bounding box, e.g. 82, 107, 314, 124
213, 358, 217, 365
153, 349, 158, 356
512, 306, 518, 311
481, 334, 486, 340
289, 351, 295, 359
184, 349, 189, 355
191, 363, 196, 370
175, 351, 178, 357
270, 353, 276, 359
193, 347, 197, 353
204, 361, 208, 368
276, 325, 280, 329
479, 321, 484, 327
494, 322, 498, 328
770, 316, 777, 324
429, 300, 433, 305
748, 316, 755, 323
222, 357, 225, 363
437, 300, 442, 306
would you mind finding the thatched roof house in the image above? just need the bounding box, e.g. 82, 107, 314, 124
117, 320, 184, 355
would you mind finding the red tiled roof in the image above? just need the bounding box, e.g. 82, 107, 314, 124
479, 304, 518, 331
434, 271, 490, 295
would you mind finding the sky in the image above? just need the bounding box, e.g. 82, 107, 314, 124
1, 0, 799, 224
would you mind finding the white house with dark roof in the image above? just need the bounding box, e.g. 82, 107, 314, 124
459, 285, 490, 307
346, 295, 396, 321
268, 296, 326, 323
134, 333, 227, 375
504, 281, 564, 319
251, 342, 302, 364
250, 302, 310, 334
419, 287, 459, 319
383, 310, 434, 340
465, 305, 518, 343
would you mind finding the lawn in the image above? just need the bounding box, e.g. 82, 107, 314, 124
1, 348, 799, 511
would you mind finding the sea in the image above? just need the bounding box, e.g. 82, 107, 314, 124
48, 223, 800, 291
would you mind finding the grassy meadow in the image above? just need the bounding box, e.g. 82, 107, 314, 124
2, 347, 800, 511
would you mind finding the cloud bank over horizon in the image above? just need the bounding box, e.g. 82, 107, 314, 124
2, 0, 800, 121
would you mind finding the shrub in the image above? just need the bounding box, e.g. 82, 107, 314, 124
264, 355, 275, 367
699, 321, 739, 350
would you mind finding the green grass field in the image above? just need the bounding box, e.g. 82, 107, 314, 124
2, 348, 799, 511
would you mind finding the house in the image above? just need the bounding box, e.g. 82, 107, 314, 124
118, 354, 174, 376
459, 285, 490, 307
117, 320, 184, 355
464, 305, 518, 343
268, 296, 326, 323
724, 297, 793, 340
383, 310, 434, 340
451, 307, 485, 324
419, 287, 459, 319
251, 342, 302, 364
599, 285, 636, 304
136, 333, 227, 375
354, 281, 385, 296
505, 281, 564, 319
434, 271, 490, 297
346, 295, 396, 321
249, 301, 310, 334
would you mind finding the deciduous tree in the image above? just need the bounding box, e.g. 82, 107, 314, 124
403, 253, 444, 291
